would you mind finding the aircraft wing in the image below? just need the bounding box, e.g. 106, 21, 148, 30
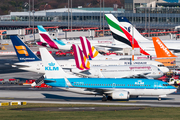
72, 69, 104, 78
119, 72, 152, 79
85, 87, 113, 94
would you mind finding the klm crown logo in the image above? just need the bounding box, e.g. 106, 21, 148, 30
49, 62, 55, 66
119, 93, 124, 96
45, 62, 59, 71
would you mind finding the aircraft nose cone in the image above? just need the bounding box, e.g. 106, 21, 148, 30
161, 67, 169, 73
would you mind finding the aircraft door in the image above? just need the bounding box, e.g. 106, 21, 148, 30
154, 82, 158, 89
112, 83, 116, 89
37, 63, 40, 70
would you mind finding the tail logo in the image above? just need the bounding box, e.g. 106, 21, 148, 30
48, 62, 55, 66
156, 39, 171, 57
124, 26, 131, 33
45, 62, 59, 71
15, 46, 29, 56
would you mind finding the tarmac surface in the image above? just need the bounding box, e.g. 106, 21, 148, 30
11, 107, 144, 111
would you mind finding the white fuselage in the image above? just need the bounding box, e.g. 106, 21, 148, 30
71, 65, 163, 79
13, 59, 169, 74
58, 87, 176, 96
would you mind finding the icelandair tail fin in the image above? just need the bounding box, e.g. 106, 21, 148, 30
105, 14, 150, 55
72, 44, 90, 70
80, 36, 100, 58
10, 35, 40, 62
118, 17, 149, 42
152, 37, 177, 58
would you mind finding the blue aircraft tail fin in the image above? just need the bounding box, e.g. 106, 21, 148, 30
10, 35, 40, 62
117, 16, 131, 23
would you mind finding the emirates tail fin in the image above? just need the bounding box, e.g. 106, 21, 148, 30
72, 44, 90, 70
152, 37, 177, 58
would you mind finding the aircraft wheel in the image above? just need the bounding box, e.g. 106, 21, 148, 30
158, 97, 161, 101
102, 95, 107, 101
107, 96, 112, 100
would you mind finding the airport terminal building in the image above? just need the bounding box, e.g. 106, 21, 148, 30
0, 0, 180, 40
0, 0, 180, 30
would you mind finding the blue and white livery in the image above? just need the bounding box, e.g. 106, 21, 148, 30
40, 48, 176, 101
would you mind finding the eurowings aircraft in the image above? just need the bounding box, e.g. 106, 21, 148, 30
40, 47, 176, 101
105, 14, 180, 55
71, 44, 163, 79
37, 25, 72, 50
10, 35, 169, 74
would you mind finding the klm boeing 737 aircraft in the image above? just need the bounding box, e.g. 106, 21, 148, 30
40, 47, 176, 101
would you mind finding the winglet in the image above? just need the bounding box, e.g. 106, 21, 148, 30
152, 37, 177, 58
80, 36, 99, 58
72, 44, 90, 70
10, 35, 40, 62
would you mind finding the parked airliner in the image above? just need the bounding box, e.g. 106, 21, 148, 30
10, 35, 169, 74
105, 14, 180, 55
40, 47, 176, 101
37, 25, 129, 51
80, 36, 156, 60
71, 44, 163, 79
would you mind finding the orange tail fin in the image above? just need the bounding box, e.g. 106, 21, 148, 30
152, 37, 177, 58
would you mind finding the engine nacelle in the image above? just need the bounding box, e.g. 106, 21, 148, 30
111, 91, 129, 100
41, 43, 47, 46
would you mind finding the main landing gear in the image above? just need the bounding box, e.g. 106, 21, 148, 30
158, 97, 161, 101
102, 95, 107, 101
102, 95, 112, 101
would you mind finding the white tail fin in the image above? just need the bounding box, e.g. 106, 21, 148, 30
40, 48, 75, 78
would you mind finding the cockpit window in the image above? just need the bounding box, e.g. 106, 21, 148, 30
158, 68, 161, 71
163, 84, 172, 86
158, 64, 165, 67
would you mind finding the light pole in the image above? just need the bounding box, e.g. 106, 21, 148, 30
100, 0, 101, 29
103, 0, 104, 36
32, 0, 35, 41
68, 0, 69, 29
29, 0, 31, 28
132, 25, 134, 61
71, 0, 72, 31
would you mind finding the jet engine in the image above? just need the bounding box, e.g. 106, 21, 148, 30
111, 91, 129, 100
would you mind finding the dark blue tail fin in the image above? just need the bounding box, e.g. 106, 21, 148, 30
10, 35, 40, 62
117, 16, 131, 23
